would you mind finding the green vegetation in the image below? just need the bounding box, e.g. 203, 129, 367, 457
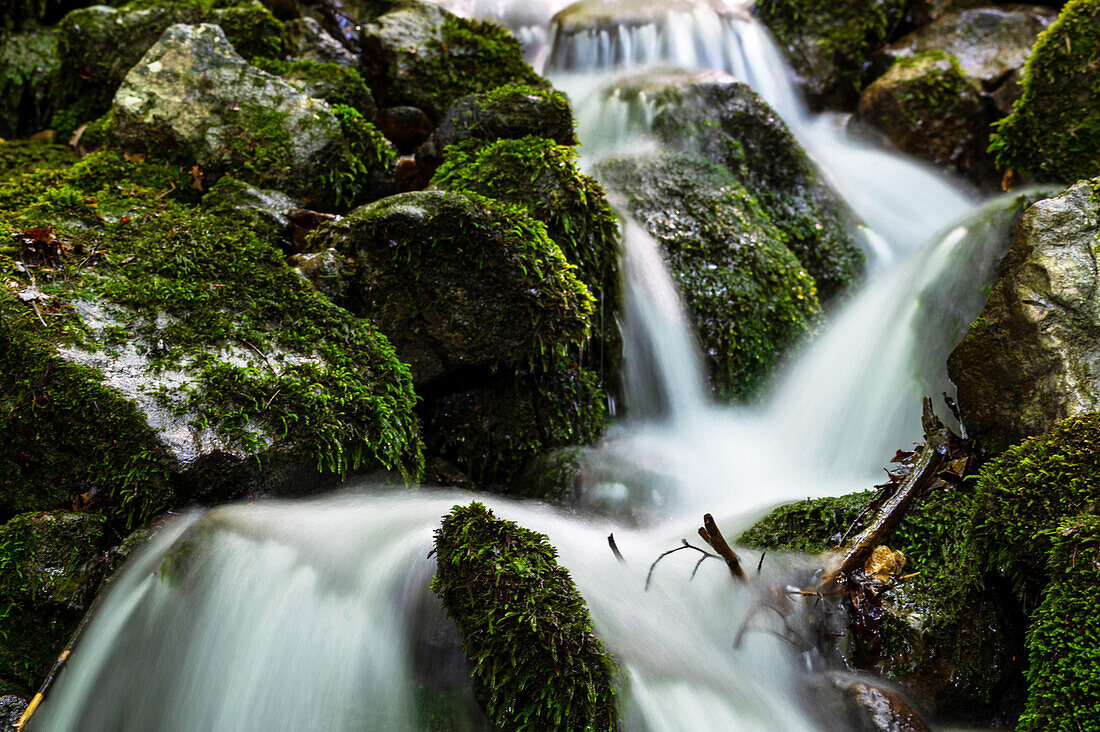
989, 0, 1100, 183
0, 28, 60, 139
432, 502, 618, 731
435, 84, 576, 148
249, 58, 377, 120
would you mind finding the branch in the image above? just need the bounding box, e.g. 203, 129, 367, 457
698, 513, 746, 581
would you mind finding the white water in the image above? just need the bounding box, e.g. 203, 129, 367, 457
35, 0, 1030, 729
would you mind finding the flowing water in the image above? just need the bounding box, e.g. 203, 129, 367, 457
34, 0, 1034, 729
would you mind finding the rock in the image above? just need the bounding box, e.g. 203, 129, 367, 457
105, 23, 393, 209
0, 28, 60, 139
290, 247, 353, 300
884, 6, 1057, 93
756, 0, 908, 109
416, 84, 576, 171
53, 1, 285, 136
310, 190, 593, 385
431, 502, 618, 730
376, 106, 434, 153
250, 57, 378, 122
1, 150, 423, 522
947, 179, 1100, 452
854, 52, 997, 188
0, 696, 27, 727
512, 446, 588, 503
841, 678, 932, 732
359, 0, 547, 121
605, 68, 863, 302
201, 176, 301, 252
283, 16, 357, 67
428, 135, 620, 379
596, 150, 820, 400
989, 0, 1100, 184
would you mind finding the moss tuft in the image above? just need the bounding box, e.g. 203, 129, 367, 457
988, 0, 1100, 183
432, 502, 618, 731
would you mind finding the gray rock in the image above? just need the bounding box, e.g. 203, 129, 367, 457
201, 176, 301, 250
0, 696, 28, 728
284, 16, 357, 66
948, 179, 1100, 451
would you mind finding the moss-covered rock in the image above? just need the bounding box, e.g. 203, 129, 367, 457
0, 140, 76, 182
0, 511, 106, 694
0, 28, 60, 139
756, 0, 908, 109
597, 150, 820, 400
311, 190, 594, 386
429, 136, 620, 378
359, 0, 548, 122
1017, 514, 1100, 731
102, 23, 393, 209
199, 175, 300, 251
52, 0, 284, 136
989, 0, 1100, 183
250, 57, 377, 121
432, 502, 618, 730
855, 51, 996, 187
282, 16, 357, 67
1, 150, 423, 521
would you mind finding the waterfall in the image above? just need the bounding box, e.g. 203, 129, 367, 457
33, 0, 1025, 729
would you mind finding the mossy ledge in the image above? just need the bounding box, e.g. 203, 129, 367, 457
432, 502, 619, 731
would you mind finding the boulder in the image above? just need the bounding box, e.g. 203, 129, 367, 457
755, 0, 908, 109
947, 179, 1100, 452
1, 151, 423, 523
283, 16, 357, 67
105, 23, 393, 208
854, 51, 997, 188
359, 0, 547, 121
596, 150, 820, 400
249, 57, 377, 122
0, 28, 60, 139
200, 175, 302, 252
53, 1, 284, 135
416, 85, 576, 170
989, 0, 1100, 184
606, 69, 863, 302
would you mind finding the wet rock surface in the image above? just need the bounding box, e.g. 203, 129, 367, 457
948, 179, 1100, 452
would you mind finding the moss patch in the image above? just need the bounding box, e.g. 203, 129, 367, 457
432, 502, 618, 731
989, 0, 1100, 183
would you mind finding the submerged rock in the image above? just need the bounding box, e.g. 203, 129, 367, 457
104, 23, 394, 208
989, 0, 1100, 184
359, 0, 547, 122
432, 502, 619, 730
854, 51, 996, 187
948, 179, 1100, 452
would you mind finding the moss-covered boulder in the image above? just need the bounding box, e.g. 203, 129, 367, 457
604, 69, 863, 302
854, 51, 996, 187
596, 150, 820, 400
947, 179, 1100, 453
988, 0, 1100, 184
432, 502, 618, 730
0, 511, 106, 694
359, 0, 547, 122
1017, 514, 1100, 731
102, 23, 393, 209
53, 0, 284, 136
1, 149, 423, 522
250, 57, 377, 121
0, 27, 60, 139
756, 0, 907, 109
429, 136, 619, 373
417, 85, 577, 170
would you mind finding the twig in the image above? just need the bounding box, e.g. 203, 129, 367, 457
756, 552, 766, 575
607, 533, 625, 564
698, 513, 746, 581
645, 539, 719, 591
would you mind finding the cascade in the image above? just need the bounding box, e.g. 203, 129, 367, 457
34, 0, 1019, 729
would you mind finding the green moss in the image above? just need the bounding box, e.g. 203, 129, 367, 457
756, 0, 907, 107
432, 502, 619, 731
0, 141, 76, 182
435, 85, 577, 148
737, 490, 874, 553
327, 104, 396, 207
0, 28, 60, 138
988, 0, 1100, 183
1, 151, 423, 508
596, 151, 820, 400
249, 58, 376, 119
1017, 514, 1100, 731
969, 413, 1100, 609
